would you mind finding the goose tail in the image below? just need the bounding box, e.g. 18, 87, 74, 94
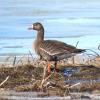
74, 49, 86, 53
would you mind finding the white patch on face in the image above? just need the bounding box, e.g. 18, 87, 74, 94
32, 24, 34, 29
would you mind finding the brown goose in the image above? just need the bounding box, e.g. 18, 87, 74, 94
28, 22, 85, 73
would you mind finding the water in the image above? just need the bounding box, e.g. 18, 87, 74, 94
0, 0, 100, 62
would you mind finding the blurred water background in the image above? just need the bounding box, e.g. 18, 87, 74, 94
0, 0, 100, 63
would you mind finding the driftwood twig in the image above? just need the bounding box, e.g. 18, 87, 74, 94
0, 76, 9, 87
69, 82, 81, 88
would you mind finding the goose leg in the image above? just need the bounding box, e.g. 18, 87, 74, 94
47, 62, 51, 74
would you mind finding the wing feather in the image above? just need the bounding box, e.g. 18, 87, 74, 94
39, 40, 76, 56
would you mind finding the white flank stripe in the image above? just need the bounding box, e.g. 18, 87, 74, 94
40, 47, 60, 56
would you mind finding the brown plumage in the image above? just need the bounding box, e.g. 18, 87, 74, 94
28, 22, 85, 73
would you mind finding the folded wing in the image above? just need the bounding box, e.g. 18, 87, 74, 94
39, 40, 80, 61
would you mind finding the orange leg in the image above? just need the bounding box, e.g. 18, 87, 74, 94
48, 62, 51, 74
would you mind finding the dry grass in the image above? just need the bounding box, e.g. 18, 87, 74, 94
0, 49, 100, 97
0, 62, 100, 97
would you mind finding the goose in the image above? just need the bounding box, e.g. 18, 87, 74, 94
28, 22, 85, 73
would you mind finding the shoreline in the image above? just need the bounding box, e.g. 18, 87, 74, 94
0, 50, 100, 99
0, 53, 100, 99
0, 63, 100, 99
